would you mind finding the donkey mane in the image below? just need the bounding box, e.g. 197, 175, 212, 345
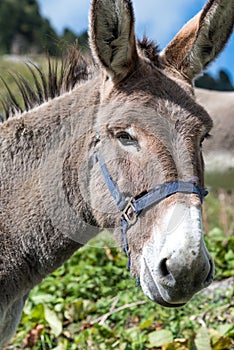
0, 39, 159, 120
0, 45, 90, 120
137, 36, 160, 64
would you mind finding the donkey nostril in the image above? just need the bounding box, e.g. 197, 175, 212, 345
205, 259, 214, 285
159, 258, 170, 277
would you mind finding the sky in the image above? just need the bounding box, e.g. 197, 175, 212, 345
38, 0, 234, 82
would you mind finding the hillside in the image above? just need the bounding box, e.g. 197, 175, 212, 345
0, 0, 88, 55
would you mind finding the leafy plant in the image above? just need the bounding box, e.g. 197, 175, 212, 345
6, 219, 233, 349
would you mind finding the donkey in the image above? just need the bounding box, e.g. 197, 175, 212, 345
0, 0, 233, 347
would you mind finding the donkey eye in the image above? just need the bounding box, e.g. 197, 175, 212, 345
200, 132, 212, 147
116, 131, 137, 146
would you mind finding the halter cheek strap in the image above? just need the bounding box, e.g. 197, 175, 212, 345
95, 151, 208, 270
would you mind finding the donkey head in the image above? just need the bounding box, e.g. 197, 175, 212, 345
88, 0, 234, 306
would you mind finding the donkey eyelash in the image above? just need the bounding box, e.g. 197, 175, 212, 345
116, 131, 135, 141
204, 133, 212, 139
114, 131, 142, 151
200, 132, 212, 148
116, 131, 137, 145
201, 132, 212, 143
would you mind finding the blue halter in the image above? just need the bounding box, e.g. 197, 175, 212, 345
95, 151, 208, 270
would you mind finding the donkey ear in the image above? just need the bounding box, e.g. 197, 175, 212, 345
161, 0, 234, 81
89, 0, 137, 82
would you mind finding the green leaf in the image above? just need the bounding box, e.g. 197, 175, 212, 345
30, 293, 55, 305
225, 250, 234, 261
217, 324, 234, 337
94, 324, 114, 338
30, 303, 45, 321
148, 330, 173, 348
44, 305, 63, 337
194, 327, 211, 350
139, 317, 154, 329
208, 228, 225, 241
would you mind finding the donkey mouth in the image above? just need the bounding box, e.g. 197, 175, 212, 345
151, 297, 186, 309
140, 257, 214, 307
140, 252, 214, 307
140, 261, 187, 308
143, 280, 186, 308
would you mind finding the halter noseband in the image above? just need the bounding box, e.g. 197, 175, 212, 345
95, 151, 208, 269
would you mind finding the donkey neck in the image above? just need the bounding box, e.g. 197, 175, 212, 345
0, 76, 101, 296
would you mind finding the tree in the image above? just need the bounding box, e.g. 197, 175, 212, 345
77, 31, 89, 52
217, 70, 234, 91
62, 28, 77, 45
195, 70, 234, 91
0, 0, 58, 54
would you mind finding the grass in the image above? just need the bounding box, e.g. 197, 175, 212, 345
0, 55, 58, 116
1, 55, 233, 349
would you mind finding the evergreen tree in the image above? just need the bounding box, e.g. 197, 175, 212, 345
62, 28, 77, 45
195, 70, 234, 91
77, 31, 89, 52
217, 70, 233, 91
0, 0, 58, 54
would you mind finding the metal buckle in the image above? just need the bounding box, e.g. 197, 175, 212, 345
121, 197, 137, 226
